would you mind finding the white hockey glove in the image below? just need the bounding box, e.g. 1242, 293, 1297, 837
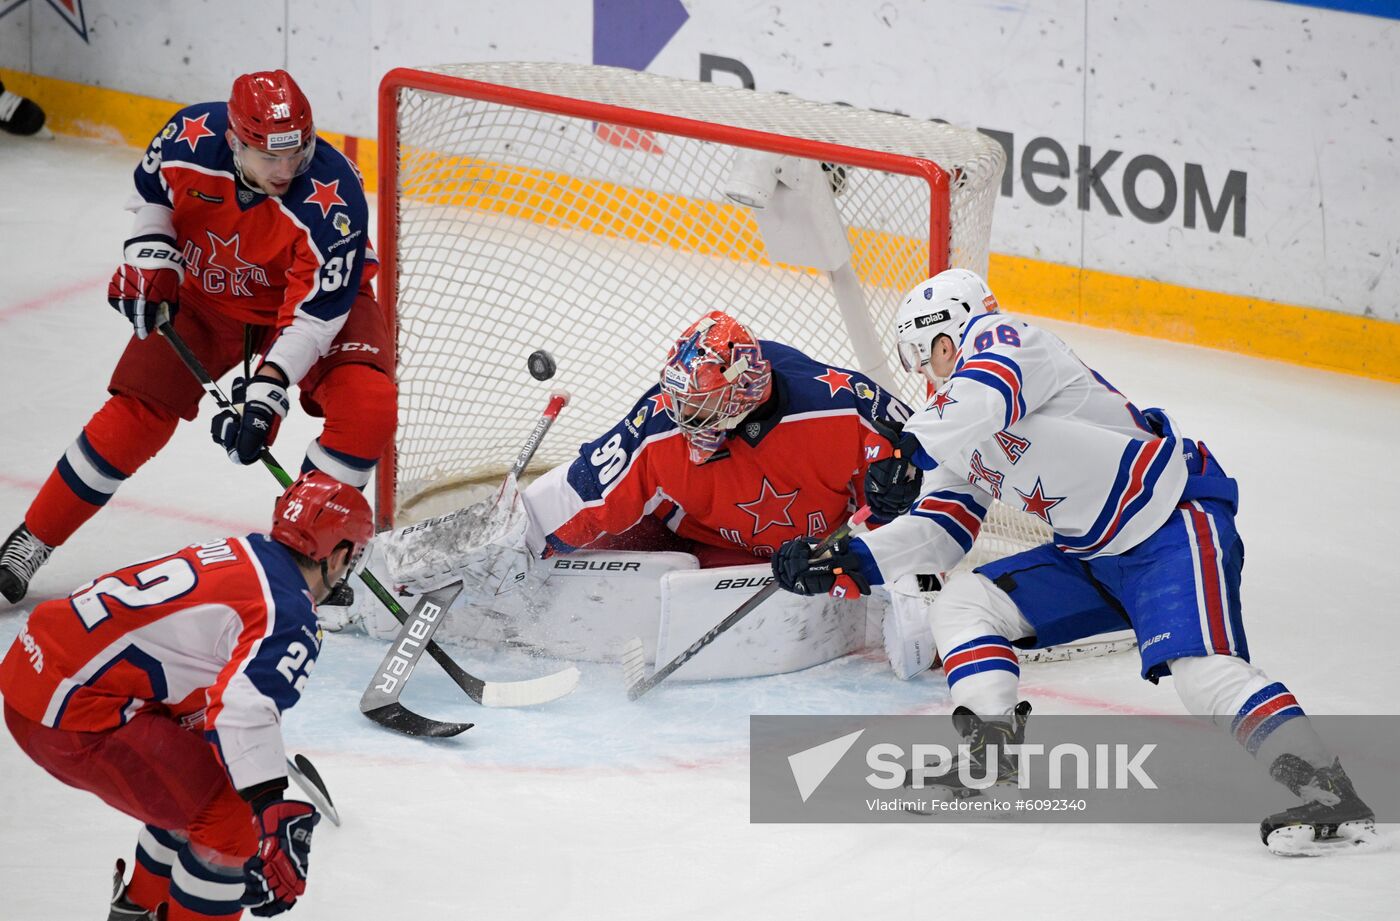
883, 574, 939, 679
380, 475, 532, 596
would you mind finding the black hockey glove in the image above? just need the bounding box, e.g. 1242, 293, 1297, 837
212, 371, 290, 465
107, 234, 183, 339
242, 799, 319, 917
863, 417, 925, 524
772, 536, 871, 598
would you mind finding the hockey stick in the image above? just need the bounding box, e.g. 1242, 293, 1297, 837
158, 323, 576, 716
158, 320, 294, 487
359, 582, 475, 736
361, 389, 579, 712
621, 507, 872, 700
286, 754, 341, 826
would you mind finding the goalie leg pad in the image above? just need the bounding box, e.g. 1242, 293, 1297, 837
883, 574, 937, 680
655, 564, 867, 681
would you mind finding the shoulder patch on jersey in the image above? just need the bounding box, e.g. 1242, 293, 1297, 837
814, 367, 854, 397
304, 178, 347, 219
930, 388, 957, 418
175, 113, 217, 152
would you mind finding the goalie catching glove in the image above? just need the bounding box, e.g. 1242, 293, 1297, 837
108, 233, 183, 339
242, 798, 320, 917
772, 535, 871, 598
863, 417, 926, 524
211, 370, 290, 465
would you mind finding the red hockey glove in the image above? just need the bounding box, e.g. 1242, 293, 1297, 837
107, 234, 183, 339
242, 799, 319, 917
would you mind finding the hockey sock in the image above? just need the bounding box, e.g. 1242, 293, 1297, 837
307, 363, 395, 488
24, 395, 177, 546
167, 844, 244, 921
302, 438, 376, 489
1170, 655, 1331, 768
126, 825, 182, 909
941, 634, 1021, 716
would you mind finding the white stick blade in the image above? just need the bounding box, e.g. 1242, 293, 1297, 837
479, 665, 581, 708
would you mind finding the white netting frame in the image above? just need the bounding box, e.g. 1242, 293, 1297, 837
379, 64, 1015, 538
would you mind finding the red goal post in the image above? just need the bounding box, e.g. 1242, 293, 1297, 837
375, 63, 1006, 532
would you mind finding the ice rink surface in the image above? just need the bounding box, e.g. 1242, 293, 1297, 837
2, 137, 1398, 920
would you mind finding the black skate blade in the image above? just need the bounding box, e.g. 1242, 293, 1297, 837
1265, 818, 1381, 857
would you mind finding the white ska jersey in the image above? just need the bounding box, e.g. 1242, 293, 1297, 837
858, 312, 1189, 583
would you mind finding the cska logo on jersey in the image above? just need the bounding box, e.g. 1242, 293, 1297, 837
736, 478, 799, 537
183, 231, 270, 297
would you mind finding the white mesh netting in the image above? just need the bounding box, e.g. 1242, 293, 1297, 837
383, 62, 1042, 562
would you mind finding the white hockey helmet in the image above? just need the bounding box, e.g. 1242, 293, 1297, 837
894, 268, 999, 375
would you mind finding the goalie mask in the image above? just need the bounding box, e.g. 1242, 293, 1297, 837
894, 268, 999, 384
660, 310, 773, 464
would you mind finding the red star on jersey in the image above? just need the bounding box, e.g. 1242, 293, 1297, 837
206, 231, 259, 276
930, 388, 958, 418
815, 368, 853, 397
1015, 477, 1065, 526
648, 392, 673, 416
175, 113, 215, 151
304, 179, 347, 219
736, 478, 799, 537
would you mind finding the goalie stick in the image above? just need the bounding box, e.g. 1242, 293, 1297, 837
359, 582, 475, 736
622, 508, 872, 700
158, 324, 578, 723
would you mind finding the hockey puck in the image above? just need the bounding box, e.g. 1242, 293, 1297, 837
527, 349, 557, 381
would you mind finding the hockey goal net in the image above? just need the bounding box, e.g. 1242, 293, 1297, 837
376, 62, 1044, 571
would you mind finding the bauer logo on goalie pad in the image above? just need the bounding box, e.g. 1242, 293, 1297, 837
373, 601, 442, 694
713, 575, 773, 590
552, 559, 642, 572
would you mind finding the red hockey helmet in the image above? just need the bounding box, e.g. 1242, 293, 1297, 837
228, 70, 314, 154
660, 310, 773, 464
271, 471, 374, 563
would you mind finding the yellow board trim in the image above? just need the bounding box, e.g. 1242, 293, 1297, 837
5, 68, 1396, 384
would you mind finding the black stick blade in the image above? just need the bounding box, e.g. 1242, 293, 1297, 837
362, 702, 473, 738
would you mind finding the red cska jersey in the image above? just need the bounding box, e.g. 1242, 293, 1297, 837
130, 101, 378, 385
0, 534, 321, 791
525, 341, 911, 559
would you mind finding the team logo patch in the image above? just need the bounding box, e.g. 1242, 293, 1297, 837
854, 382, 875, 400
238, 189, 256, 205
333, 212, 352, 236
745, 421, 761, 439
267, 129, 303, 151
162, 123, 178, 140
